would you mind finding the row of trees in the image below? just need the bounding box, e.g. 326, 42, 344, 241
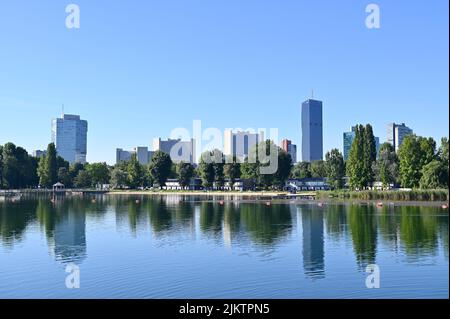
1, 132, 448, 190
344, 124, 448, 190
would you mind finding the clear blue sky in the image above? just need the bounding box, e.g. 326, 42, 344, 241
0, 0, 448, 164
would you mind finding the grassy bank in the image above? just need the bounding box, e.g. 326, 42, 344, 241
107, 190, 289, 197
317, 189, 449, 201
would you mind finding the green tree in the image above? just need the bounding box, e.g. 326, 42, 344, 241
1, 143, 20, 189
127, 154, 144, 188
325, 149, 345, 189
198, 151, 216, 189
0, 143, 36, 189
57, 167, 71, 186
224, 156, 241, 187
240, 157, 258, 180
311, 160, 326, 178
0, 145, 3, 189
212, 150, 225, 189
74, 169, 92, 188
274, 148, 293, 189
14, 145, 37, 188
291, 162, 311, 179
347, 125, 365, 190
438, 137, 449, 165
418, 137, 436, 167
374, 143, 399, 188
177, 162, 195, 188
68, 162, 84, 186
38, 143, 58, 188
398, 135, 436, 188
56, 156, 69, 171
438, 137, 449, 186
363, 124, 377, 187
110, 166, 128, 189
87, 162, 110, 186
149, 151, 172, 188
419, 160, 448, 189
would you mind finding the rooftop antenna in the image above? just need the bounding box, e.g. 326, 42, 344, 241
62, 104, 65, 117
311, 89, 314, 99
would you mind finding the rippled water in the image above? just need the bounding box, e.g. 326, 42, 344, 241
0, 195, 448, 298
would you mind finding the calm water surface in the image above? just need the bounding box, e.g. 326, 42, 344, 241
0, 195, 448, 299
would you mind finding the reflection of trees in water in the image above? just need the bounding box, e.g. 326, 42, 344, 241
36, 199, 57, 239
112, 195, 149, 234
377, 205, 401, 250
171, 201, 195, 228
240, 203, 293, 246
147, 197, 173, 234
439, 215, 448, 260
399, 206, 439, 257
348, 204, 377, 268
0, 199, 38, 247
324, 204, 347, 241
200, 202, 224, 237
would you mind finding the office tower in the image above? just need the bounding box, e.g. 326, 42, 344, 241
32, 150, 47, 158
387, 123, 413, 152
375, 137, 380, 157
223, 130, 264, 161
116, 149, 132, 164
301, 99, 323, 162
280, 139, 297, 163
116, 147, 154, 165
135, 147, 150, 165
51, 114, 88, 164
343, 126, 357, 161
153, 138, 196, 164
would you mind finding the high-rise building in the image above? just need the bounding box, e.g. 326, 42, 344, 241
32, 150, 47, 158
280, 139, 297, 163
343, 126, 381, 160
116, 147, 154, 165
375, 136, 380, 157
387, 123, 413, 152
153, 138, 196, 164
223, 130, 264, 160
301, 99, 323, 162
51, 114, 88, 164
343, 126, 357, 161
116, 149, 132, 163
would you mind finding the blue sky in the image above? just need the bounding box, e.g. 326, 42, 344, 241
0, 0, 448, 164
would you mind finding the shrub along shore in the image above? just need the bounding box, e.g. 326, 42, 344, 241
106, 189, 449, 202
1, 188, 448, 203
317, 189, 449, 202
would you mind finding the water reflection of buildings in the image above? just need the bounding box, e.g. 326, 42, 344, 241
40, 198, 87, 264
51, 209, 86, 264
301, 209, 325, 279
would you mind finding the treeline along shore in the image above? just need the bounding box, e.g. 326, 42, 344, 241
1, 124, 449, 202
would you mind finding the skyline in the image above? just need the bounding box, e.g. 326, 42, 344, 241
0, 0, 448, 164
8, 105, 439, 165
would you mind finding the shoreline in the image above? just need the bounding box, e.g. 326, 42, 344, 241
106, 190, 294, 197
2, 189, 448, 206
103, 191, 449, 207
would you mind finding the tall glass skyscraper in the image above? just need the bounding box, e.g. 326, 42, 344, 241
51, 114, 88, 164
301, 99, 323, 162
343, 127, 357, 161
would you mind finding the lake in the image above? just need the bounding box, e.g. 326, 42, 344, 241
0, 195, 448, 299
